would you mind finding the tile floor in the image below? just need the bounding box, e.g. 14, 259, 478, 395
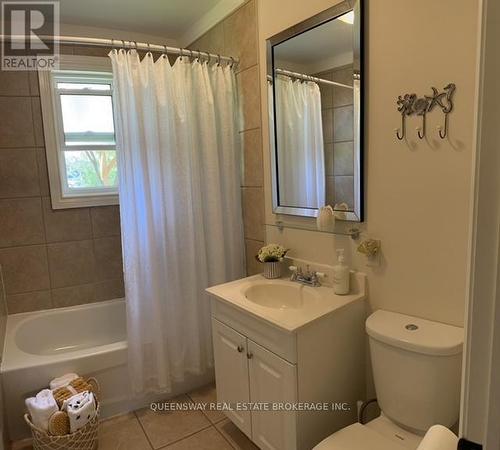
12, 383, 259, 450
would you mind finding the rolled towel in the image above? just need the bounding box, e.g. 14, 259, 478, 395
49, 373, 79, 390
416, 425, 458, 450
25, 389, 59, 431
62, 391, 96, 433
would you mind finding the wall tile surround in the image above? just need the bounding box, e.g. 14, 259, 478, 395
0, 1, 264, 315
0, 54, 124, 314
315, 65, 355, 208
190, 0, 265, 276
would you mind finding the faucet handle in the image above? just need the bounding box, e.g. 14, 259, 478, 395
289, 265, 298, 281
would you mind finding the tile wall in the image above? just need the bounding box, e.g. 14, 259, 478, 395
0, 45, 125, 314
314, 64, 355, 209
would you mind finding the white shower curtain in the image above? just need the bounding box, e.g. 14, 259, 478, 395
275, 75, 325, 208
109, 49, 245, 395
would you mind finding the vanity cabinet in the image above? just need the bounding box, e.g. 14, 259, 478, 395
213, 319, 297, 449
209, 283, 367, 450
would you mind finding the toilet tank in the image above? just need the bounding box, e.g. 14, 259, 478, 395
366, 310, 463, 433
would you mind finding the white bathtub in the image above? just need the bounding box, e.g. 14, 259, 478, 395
1, 299, 213, 441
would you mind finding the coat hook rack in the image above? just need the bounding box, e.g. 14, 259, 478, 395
395, 83, 456, 140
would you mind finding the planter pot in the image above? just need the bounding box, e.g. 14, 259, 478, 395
262, 261, 282, 279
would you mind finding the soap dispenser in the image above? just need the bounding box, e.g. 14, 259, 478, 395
333, 249, 350, 295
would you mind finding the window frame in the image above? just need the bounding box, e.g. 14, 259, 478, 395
39, 55, 119, 209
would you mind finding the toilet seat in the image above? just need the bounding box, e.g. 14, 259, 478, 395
314, 423, 408, 450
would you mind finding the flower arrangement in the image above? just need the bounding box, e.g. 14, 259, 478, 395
256, 244, 288, 263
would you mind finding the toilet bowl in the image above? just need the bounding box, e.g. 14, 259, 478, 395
314, 310, 463, 450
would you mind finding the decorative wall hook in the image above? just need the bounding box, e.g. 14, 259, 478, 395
417, 113, 426, 139
396, 83, 456, 140
395, 114, 406, 140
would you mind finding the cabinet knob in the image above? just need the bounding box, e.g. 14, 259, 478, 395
246, 352, 253, 359
237, 345, 244, 353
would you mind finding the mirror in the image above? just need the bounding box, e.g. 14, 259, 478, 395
267, 0, 363, 222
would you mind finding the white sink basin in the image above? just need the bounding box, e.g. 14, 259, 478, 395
243, 281, 321, 310
206, 274, 366, 332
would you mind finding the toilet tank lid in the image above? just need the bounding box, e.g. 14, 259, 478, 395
366, 310, 464, 356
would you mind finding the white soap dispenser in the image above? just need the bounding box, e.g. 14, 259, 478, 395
333, 249, 350, 295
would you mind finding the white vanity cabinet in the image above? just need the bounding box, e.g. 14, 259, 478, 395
212, 319, 297, 449
207, 274, 367, 450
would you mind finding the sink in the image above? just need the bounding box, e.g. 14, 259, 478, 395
243, 281, 321, 310
206, 273, 366, 331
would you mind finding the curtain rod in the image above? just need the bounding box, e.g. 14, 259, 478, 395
0, 35, 239, 66
271, 68, 353, 90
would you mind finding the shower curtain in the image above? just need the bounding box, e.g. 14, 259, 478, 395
109, 49, 245, 395
274, 75, 325, 208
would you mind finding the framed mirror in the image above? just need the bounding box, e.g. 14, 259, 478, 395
267, 0, 363, 222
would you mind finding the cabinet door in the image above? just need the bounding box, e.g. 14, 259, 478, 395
212, 319, 252, 437
248, 340, 297, 450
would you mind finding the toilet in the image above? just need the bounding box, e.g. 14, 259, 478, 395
315, 310, 464, 450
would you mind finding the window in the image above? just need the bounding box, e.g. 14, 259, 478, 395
39, 55, 119, 208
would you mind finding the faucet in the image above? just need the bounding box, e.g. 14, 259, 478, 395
289, 265, 324, 287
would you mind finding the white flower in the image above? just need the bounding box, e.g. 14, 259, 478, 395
257, 244, 288, 263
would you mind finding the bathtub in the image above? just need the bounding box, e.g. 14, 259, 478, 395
1, 299, 213, 441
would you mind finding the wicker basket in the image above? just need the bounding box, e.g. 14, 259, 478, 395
24, 398, 100, 450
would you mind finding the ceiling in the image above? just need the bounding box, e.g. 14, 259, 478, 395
274, 17, 353, 71
57, 0, 243, 46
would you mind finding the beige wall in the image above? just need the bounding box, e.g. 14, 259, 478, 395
189, 0, 265, 277
259, 0, 480, 327
0, 45, 125, 314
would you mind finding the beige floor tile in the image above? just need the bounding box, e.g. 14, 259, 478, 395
99, 413, 152, 450
10, 438, 33, 449
187, 383, 226, 424
162, 426, 233, 450
216, 419, 259, 450
136, 394, 211, 449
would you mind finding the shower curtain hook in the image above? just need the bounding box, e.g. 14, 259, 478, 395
230, 56, 234, 68
217, 54, 221, 66
204, 51, 210, 64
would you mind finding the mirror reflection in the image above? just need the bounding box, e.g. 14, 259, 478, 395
269, 4, 362, 221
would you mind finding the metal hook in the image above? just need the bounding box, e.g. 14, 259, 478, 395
229, 56, 234, 68
417, 113, 426, 139
195, 49, 200, 62
217, 54, 221, 66
395, 113, 406, 140
205, 51, 211, 63
438, 112, 449, 139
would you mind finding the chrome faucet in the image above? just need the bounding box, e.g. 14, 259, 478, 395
289, 265, 324, 287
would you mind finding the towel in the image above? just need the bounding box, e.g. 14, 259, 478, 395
62, 391, 96, 433
49, 373, 79, 390
25, 389, 59, 431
